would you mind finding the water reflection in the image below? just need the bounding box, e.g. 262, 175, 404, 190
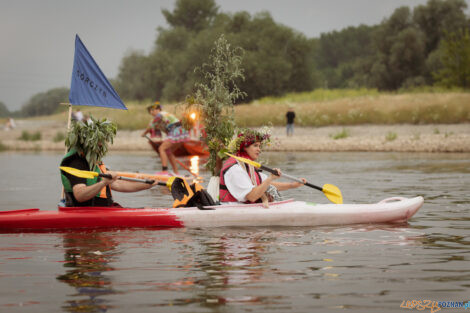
56, 232, 119, 313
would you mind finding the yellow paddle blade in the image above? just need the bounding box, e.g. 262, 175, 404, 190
322, 184, 343, 204
60, 166, 98, 179
225, 153, 261, 168
60, 166, 97, 179
166, 176, 176, 191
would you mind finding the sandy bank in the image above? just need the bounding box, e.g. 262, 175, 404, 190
1, 120, 469, 153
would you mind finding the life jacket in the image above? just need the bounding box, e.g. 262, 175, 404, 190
169, 177, 216, 209
60, 147, 113, 206
219, 157, 262, 203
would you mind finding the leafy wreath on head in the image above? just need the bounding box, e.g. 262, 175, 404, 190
227, 126, 272, 154
65, 115, 117, 170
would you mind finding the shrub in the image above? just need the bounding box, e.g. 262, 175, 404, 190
385, 132, 397, 141
53, 131, 65, 143
18, 131, 41, 141
331, 128, 349, 140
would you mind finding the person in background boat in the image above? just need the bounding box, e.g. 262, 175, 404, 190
142, 101, 163, 139
141, 103, 189, 175
286, 106, 295, 136
60, 116, 158, 207
4, 117, 16, 131
220, 128, 306, 206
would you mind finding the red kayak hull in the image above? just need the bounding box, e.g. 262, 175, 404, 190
148, 139, 209, 157
0, 207, 183, 232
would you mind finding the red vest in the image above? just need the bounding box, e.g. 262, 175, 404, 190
219, 157, 262, 203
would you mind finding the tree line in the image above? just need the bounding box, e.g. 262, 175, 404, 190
9, 0, 470, 117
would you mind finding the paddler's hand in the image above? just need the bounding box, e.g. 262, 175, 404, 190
268, 168, 281, 181
149, 180, 162, 188
102, 174, 118, 186
290, 178, 307, 188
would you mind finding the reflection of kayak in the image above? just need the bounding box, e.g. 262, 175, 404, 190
148, 139, 209, 157
0, 197, 423, 232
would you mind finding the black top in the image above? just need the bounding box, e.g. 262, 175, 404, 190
62, 154, 113, 207
286, 111, 295, 124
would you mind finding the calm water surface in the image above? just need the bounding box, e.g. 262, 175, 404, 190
0, 151, 469, 313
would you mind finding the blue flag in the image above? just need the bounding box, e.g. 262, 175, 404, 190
69, 35, 127, 110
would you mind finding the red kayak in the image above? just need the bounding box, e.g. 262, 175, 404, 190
148, 139, 209, 157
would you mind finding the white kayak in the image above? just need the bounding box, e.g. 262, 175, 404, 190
165, 196, 424, 228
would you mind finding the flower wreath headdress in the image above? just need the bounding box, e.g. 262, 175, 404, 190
227, 126, 272, 154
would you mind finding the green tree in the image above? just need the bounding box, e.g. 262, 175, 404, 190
162, 0, 218, 32
413, 0, 468, 55
0, 101, 10, 117
316, 25, 377, 88
116, 51, 154, 101
188, 34, 245, 175
21, 87, 69, 117
370, 7, 426, 90
433, 29, 470, 88
115, 2, 317, 103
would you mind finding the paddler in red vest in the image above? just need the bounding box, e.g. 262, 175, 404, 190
60, 116, 158, 207
219, 128, 306, 206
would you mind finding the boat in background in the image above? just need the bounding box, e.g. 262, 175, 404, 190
147, 138, 209, 157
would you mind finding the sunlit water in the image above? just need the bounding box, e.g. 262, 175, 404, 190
1, 151, 469, 313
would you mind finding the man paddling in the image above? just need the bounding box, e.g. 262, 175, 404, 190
60, 116, 158, 207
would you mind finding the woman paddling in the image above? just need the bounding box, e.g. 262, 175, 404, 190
141, 103, 189, 175
219, 128, 306, 206
60, 116, 158, 207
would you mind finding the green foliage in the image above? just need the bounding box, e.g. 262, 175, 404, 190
385, 132, 398, 141
111, 0, 470, 104
162, 0, 218, 32
0, 101, 10, 118
65, 116, 117, 170
20, 87, 69, 117
116, 1, 317, 103
0, 140, 7, 151
187, 35, 245, 175
53, 131, 66, 143
331, 128, 349, 140
413, 0, 468, 55
433, 29, 470, 88
18, 131, 41, 141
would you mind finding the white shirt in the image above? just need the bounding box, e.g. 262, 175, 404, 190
224, 163, 268, 202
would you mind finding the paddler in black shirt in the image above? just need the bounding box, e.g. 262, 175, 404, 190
60, 116, 158, 207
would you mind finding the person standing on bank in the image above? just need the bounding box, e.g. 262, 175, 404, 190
286, 106, 295, 136
141, 103, 189, 175
219, 128, 306, 207
60, 116, 158, 207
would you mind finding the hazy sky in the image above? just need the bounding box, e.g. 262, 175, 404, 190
1, 0, 468, 111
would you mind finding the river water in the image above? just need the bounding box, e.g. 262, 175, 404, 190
0, 151, 469, 313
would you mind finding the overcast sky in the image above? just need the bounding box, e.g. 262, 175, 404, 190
1, 0, 468, 111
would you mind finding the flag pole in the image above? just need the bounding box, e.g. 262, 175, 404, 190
60, 103, 73, 201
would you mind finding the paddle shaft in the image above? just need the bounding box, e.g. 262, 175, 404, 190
98, 173, 155, 184
259, 165, 323, 192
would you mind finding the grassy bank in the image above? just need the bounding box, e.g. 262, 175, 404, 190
33, 89, 470, 129
235, 88, 470, 127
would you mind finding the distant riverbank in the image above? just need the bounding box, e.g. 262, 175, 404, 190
1, 120, 469, 153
